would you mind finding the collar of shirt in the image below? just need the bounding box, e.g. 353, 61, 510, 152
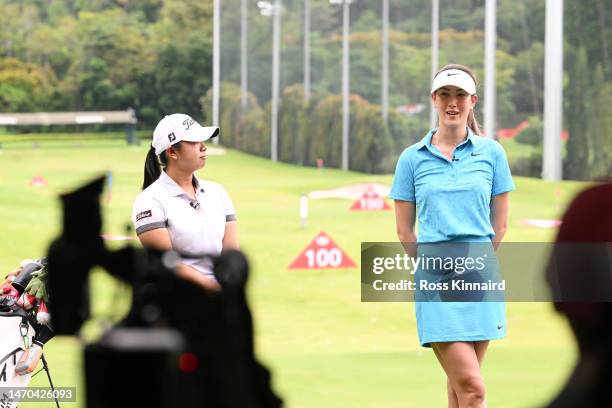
415, 127, 481, 152
159, 171, 205, 198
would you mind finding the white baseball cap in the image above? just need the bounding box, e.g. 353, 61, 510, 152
152, 113, 219, 155
431, 69, 477, 95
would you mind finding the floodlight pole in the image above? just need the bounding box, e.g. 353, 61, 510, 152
484, 0, 497, 139
341, 1, 350, 171
241, 0, 248, 110
271, 0, 281, 162
329, 0, 354, 170
543, 0, 563, 181
430, 0, 439, 130
304, 0, 311, 102
212, 0, 220, 144
258, 1, 282, 162
382, 0, 389, 123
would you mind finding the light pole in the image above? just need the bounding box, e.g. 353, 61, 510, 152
212, 0, 220, 144
241, 0, 248, 110
543, 0, 563, 181
430, 0, 439, 130
258, 1, 282, 162
330, 0, 354, 171
484, 0, 497, 139
304, 0, 311, 102
381, 0, 389, 123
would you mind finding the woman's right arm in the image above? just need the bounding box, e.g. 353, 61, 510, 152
138, 229, 221, 293
394, 200, 417, 257
137, 228, 173, 250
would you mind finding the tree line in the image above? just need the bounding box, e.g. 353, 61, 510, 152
0, 0, 212, 126
0, 0, 609, 179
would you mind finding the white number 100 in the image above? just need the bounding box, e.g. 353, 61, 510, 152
305, 248, 342, 268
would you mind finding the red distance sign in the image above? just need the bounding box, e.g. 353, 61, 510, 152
350, 187, 391, 211
288, 231, 356, 270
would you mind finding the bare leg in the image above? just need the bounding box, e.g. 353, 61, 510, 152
473, 341, 489, 407
432, 342, 486, 408
433, 345, 460, 408
473, 341, 489, 367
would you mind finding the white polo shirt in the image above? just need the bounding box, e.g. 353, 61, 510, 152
132, 171, 236, 277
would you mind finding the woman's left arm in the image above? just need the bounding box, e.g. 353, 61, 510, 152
490, 192, 510, 250
222, 221, 240, 251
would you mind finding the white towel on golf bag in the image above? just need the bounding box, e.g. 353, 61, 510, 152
0, 315, 35, 408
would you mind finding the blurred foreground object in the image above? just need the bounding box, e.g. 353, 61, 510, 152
544, 182, 612, 408
47, 176, 282, 408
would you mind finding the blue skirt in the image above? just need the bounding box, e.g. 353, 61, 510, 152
414, 237, 506, 348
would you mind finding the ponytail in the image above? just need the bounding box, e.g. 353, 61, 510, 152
467, 109, 482, 136
142, 142, 181, 190
142, 146, 162, 190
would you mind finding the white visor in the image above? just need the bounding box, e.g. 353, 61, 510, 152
431, 69, 477, 95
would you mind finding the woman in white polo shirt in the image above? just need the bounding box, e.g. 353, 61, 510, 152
132, 113, 239, 292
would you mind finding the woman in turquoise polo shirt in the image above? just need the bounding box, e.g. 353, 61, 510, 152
390, 64, 515, 407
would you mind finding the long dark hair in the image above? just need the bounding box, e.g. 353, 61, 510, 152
142, 142, 181, 190
434, 63, 482, 136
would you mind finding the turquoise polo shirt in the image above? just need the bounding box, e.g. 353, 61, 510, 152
390, 128, 515, 243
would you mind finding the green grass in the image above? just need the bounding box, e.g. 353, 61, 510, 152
0, 137, 593, 407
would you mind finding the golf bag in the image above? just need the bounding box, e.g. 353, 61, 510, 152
0, 258, 56, 408
0, 312, 37, 408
